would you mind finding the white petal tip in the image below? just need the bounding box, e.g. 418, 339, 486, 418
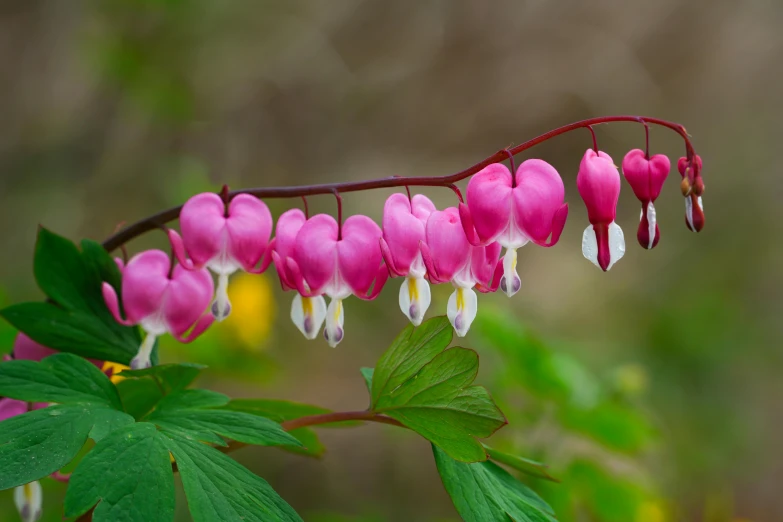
581, 223, 625, 271
15, 481, 42, 522
291, 294, 327, 340
399, 276, 431, 326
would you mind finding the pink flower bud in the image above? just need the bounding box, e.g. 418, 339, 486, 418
0, 397, 27, 421
102, 250, 214, 369
678, 155, 705, 232
168, 193, 273, 321
286, 214, 387, 347
460, 160, 567, 297
380, 193, 436, 325
577, 149, 625, 271
621, 149, 671, 249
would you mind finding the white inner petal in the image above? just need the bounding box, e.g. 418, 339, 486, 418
646, 202, 657, 250
501, 248, 521, 297
130, 333, 157, 370
606, 221, 626, 270
291, 293, 326, 340
15, 481, 42, 522
207, 229, 241, 275
324, 297, 345, 348
399, 275, 431, 326
212, 273, 232, 321
447, 286, 478, 338
685, 196, 694, 231
498, 218, 530, 249
581, 224, 599, 268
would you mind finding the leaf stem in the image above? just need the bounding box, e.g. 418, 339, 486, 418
280, 410, 404, 431
100, 115, 697, 252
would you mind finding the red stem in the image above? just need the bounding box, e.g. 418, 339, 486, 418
101, 115, 696, 252
281, 410, 404, 431
587, 125, 599, 153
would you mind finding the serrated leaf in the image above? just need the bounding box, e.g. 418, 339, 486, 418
371, 316, 453, 406
34, 227, 94, 312
0, 302, 140, 365
360, 367, 374, 394
119, 363, 205, 393
0, 353, 122, 409
116, 378, 165, 419
221, 399, 331, 458
0, 404, 132, 489
149, 391, 301, 448
483, 445, 559, 483
372, 344, 506, 462
163, 431, 303, 522
65, 423, 175, 522
433, 445, 557, 522
153, 389, 229, 412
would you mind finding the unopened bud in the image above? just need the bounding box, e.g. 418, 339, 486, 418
693, 177, 705, 196
680, 177, 692, 196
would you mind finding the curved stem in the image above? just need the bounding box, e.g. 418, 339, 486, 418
101, 115, 696, 252
281, 410, 404, 431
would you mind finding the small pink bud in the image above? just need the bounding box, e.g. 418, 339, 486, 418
677, 155, 705, 232
621, 149, 670, 250
577, 149, 625, 271
102, 250, 214, 368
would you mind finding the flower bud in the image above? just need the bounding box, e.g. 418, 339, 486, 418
621, 149, 670, 249
577, 149, 625, 271
677, 155, 705, 232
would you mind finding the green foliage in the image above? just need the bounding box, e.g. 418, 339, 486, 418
119, 362, 205, 392
64, 423, 175, 521
0, 353, 122, 408
147, 390, 302, 448
370, 316, 506, 462
0, 229, 154, 365
433, 445, 557, 522
482, 445, 559, 483
164, 430, 303, 522
221, 398, 331, 457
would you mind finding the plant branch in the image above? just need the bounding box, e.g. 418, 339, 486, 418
101, 115, 696, 252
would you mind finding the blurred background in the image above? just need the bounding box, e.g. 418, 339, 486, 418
0, 0, 780, 521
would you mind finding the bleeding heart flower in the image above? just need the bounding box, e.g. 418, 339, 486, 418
102, 250, 214, 369
460, 159, 568, 297
14, 480, 41, 522
420, 207, 502, 337
622, 149, 670, 249
577, 149, 625, 271
379, 193, 436, 325
678, 155, 705, 232
168, 193, 273, 321
285, 214, 387, 347
270, 209, 327, 341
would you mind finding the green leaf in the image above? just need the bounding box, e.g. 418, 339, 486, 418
148, 391, 302, 448
371, 316, 453, 405
65, 423, 174, 522
360, 367, 374, 393
221, 399, 332, 458
0, 404, 133, 489
116, 378, 165, 419
65, 422, 175, 522
163, 431, 303, 522
561, 400, 655, 454
433, 445, 557, 522
0, 302, 140, 364
34, 227, 94, 312
372, 342, 506, 462
0, 353, 122, 409
119, 363, 205, 393
483, 445, 559, 483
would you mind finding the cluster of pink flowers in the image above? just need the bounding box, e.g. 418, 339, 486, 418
102, 149, 704, 368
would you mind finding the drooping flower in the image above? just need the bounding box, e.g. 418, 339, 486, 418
677, 155, 705, 232
270, 209, 327, 341
284, 214, 387, 347
168, 193, 273, 321
14, 480, 41, 522
621, 149, 670, 249
459, 159, 568, 296
379, 193, 436, 325
102, 250, 214, 369
577, 149, 625, 271
420, 207, 502, 336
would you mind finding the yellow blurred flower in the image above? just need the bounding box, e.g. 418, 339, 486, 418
636, 501, 666, 522
102, 361, 130, 384
221, 272, 276, 349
